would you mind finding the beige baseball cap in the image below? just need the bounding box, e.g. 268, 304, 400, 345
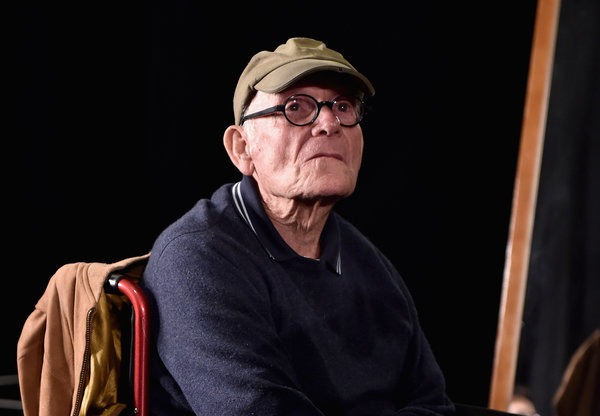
233, 37, 375, 125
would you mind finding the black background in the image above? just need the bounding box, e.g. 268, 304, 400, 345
10, 1, 539, 408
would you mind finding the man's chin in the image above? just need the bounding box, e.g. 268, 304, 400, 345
303, 184, 355, 202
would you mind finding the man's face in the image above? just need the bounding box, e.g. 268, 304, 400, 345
242, 81, 364, 203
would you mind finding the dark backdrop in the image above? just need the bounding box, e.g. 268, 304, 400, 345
515, 1, 600, 415
11, 1, 541, 409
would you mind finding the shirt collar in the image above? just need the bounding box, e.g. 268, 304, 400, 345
232, 176, 342, 275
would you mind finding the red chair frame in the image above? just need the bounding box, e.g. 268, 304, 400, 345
105, 274, 150, 416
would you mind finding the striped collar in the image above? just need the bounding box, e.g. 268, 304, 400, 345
232, 176, 342, 275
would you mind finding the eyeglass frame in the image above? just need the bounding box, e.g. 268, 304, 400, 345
239, 94, 366, 127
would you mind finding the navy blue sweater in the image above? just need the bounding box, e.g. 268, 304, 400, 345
142, 175, 454, 415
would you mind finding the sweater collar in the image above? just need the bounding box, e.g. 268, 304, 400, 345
232, 176, 342, 275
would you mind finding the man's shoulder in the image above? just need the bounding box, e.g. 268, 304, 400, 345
153, 182, 258, 250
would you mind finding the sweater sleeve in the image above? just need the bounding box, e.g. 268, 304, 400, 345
143, 233, 326, 416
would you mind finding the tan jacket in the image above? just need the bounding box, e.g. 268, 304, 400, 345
17, 253, 150, 416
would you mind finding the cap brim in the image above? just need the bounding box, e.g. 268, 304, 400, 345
255, 59, 375, 97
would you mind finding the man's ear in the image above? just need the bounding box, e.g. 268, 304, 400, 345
223, 125, 254, 175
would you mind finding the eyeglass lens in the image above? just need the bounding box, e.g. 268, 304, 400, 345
284, 95, 363, 127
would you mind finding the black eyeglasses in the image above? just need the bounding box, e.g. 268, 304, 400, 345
239, 94, 365, 127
